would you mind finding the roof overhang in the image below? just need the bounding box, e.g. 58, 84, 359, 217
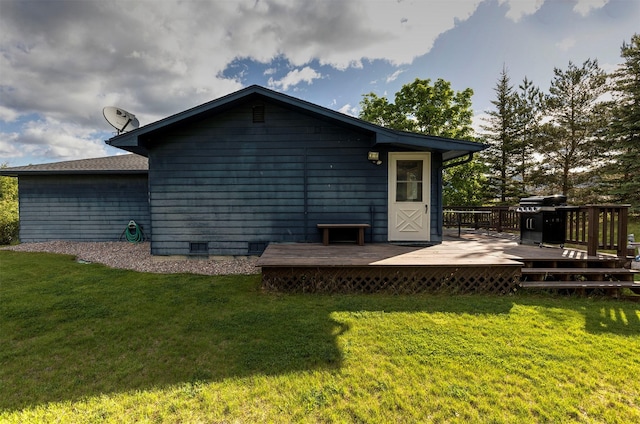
106, 86, 381, 156
373, 131, 487, 162
106, 85, 487, 161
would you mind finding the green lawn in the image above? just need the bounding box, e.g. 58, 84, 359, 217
1, 251, 639, 423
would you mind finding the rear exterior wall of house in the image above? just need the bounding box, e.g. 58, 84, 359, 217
147, 99, 443, 256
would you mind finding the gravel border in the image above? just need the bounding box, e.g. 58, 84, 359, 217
1, 241, 260, 275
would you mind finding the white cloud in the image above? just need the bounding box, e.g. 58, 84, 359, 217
386, 69, 405, 83
268, 67, 323, 91
556, 37, 576, 52
499, 0, 610, 21
0, 106, 20, 123
0, 132, 23, 160
499, 0, 545, 22
343, 0, 481, 67
0, 118, 109, 162
338, 103, 359, 117
574, 0, 609, 16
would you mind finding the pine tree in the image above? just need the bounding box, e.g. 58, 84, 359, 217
537, 59, 608, 198
607, 34, 640, 211
482, 69, 543, 204
513, 77, 543, 198
481, 67, 519, 203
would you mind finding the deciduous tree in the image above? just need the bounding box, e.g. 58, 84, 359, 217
0, 163, 19, 244
359, 78, 486, 205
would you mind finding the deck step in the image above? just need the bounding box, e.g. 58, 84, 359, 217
520, 280, 640, 289
521, 267, 635, 275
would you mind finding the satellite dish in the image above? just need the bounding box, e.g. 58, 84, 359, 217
103, 106, 140, 134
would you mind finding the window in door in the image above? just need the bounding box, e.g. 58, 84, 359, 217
396, 160, 423, 202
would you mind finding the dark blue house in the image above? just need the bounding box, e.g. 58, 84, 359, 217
3, 85, 485, 256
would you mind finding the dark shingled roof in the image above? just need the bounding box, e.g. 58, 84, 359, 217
0, 154, 148, 176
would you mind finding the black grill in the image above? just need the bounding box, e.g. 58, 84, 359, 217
516, 195, 570, 247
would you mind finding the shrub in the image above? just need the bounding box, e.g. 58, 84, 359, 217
0, 170, 19, 245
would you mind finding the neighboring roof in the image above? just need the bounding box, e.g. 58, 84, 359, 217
0, 154, 148, 176
107, 85, 486, 162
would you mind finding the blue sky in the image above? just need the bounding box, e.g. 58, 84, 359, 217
1, 0, 638, 167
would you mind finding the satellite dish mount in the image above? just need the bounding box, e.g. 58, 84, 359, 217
103, 106, 140, 135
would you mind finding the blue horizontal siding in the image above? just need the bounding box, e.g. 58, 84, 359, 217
148, 100, 387, 255
18, 175, 150, 242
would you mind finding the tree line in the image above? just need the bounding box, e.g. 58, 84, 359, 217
359, 34, 639, 211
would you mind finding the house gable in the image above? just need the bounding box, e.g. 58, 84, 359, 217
145, 98, 388, 256
107, 85, 485, 162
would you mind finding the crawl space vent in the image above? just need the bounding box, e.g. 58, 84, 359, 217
189, 242, 208, 255
248, 241, 268, 255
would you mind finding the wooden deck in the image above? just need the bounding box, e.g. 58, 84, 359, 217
257, 232, 608, 268
257, 230, 639, 294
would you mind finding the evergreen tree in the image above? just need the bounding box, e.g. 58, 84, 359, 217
513, 77, 543, 198
482, 69, 543, 204
481, 67, 518, 204
537, 59, 608, 198
607, 34, 640, 211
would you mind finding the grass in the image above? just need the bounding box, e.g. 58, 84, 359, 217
1, 251, 640, 423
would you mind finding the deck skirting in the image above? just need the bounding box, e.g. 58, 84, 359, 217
261, 265, 521, 294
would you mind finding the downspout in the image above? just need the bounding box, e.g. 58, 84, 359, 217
304, 147, 309, 242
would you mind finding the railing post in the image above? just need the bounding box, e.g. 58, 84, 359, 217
587, 206, 599, 257
617, 205, 629, 258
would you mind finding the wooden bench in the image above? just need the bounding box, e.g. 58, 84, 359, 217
317, 223, 371, 246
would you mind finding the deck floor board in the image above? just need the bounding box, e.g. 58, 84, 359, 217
256, 231, 615, 268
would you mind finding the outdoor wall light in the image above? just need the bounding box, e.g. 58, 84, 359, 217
368, 151, 382, 165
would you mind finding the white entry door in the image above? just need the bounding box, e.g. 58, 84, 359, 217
388, 152, 431, 241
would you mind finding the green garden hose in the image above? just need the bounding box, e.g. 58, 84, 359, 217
120, 220, 145, 243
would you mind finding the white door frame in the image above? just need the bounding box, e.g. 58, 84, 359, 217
388, 152, 431, 241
